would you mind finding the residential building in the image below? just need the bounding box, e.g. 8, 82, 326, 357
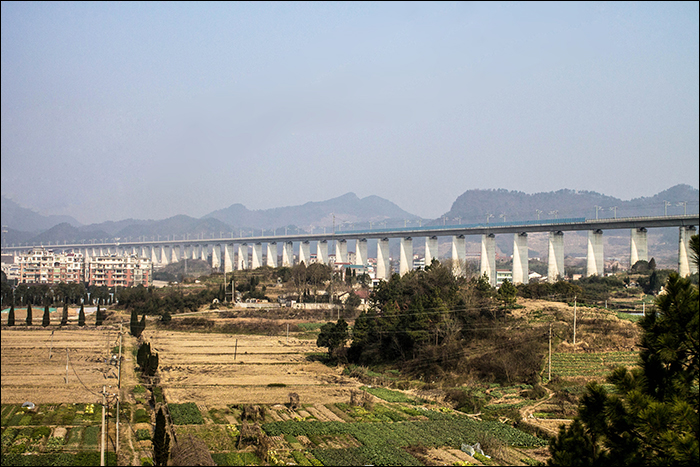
84, 255, 152, 287
13, 248, 84, 284
496, 269, 513, 287
7, 248, 152, 287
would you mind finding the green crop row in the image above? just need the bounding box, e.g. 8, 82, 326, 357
0, 452, 116, 466
263, 415, 546, 450
169, 402, 204, 425
359, 386, 416, 403
313, 445, 420, 466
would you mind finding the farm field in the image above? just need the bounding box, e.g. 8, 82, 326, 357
146, 328, 363, 405
1, 327, 136, 405
549, 351, 638, 379
2, 310, 644, 466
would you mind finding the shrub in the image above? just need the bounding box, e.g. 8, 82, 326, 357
136, 429, 151, 441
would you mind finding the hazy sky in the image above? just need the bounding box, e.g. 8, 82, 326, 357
2, 2, 698, 225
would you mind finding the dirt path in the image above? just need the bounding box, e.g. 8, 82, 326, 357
519, 387, 571, 437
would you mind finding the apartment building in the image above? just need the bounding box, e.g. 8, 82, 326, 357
13, 248, 85, 284
6, 248, 151, 287
84, 255, 152, 287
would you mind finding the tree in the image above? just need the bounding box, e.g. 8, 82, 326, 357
137, 342, 151, 369
7, 303, 15, 327
153, 407, 170, 466
160, 311, 172, 324
497, 279, 517, 306
78, 304, 85, 327
316, 319, 349, 358
130, 308, 139, 336
60, 303, 68, 326
42, 304, 50, 327
95, 304, 103, 326
25, 302, 32, 326
138, 314, 146, 337
691, 234, 699, 271
548, 272, 699, 465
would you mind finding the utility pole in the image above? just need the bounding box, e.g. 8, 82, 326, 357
573, 296, 577, 346
101, 385, 106, 466
116, 323, 123, 454
548, 323, 552, 382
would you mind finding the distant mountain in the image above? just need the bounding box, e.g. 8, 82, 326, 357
30, 223, 111, 245
1, 196, 82, 232
112, 215, 233, 240
441, 184, 698, 224
204, 192, 420, 230
2, 186, 696, 248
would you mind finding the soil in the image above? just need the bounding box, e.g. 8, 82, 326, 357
144, 328, 363, 405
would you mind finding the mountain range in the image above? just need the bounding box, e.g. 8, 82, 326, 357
1, 185, 697, 247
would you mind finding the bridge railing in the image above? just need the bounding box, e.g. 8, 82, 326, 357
335, 217, 587, 235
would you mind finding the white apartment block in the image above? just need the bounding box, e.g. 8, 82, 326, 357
6, 248, 151, 287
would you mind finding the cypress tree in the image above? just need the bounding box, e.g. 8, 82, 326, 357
95, 304, 103, 326
42, 304, 50, 327
137, 342, 150, 369
60, 303, 68, 326
8, 304, 15, 327
147, 353, 159, 376
78, 304, 85, 327
137, 314, 146, 337
25, 303, 32, 326
153, 407, 170, 466
130, 309, 139, 336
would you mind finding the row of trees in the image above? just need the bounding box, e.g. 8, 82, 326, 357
1, 280, 119, 307
6, 302, 104, 327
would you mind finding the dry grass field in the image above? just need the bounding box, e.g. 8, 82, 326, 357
144, 327, 363, 406
1, 326, 138, 405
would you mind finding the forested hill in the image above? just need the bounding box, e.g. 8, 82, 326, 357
441, 184, 698, 224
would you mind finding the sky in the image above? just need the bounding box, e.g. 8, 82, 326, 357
1, 2, 698, 225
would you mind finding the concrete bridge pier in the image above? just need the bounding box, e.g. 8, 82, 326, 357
299, 241, 311, 266
425, 236, 439, 267
335, 240, 348, 263
169, 245, 179, 264
356, 239, 368, 267
252, 243, 263, 269
159, 245, 169, 266
451, 235, 466, 277
399, 237, 413, 276
266, 242, 278, 268
377, 238, 390, 280
211, 245, 220, 270
679, 226, 697, 277
282, 241, 293, 267
587, 229, 604, 277
224, 244, 234, 273
200, 244, 209, 262
512, 232, 528, 285
237, 243, 248, 270
630, 228, 648, 268
547, 231, 564, 283
480, 233, 496, 287
317, 240, 328, 265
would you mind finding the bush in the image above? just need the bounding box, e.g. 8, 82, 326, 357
136, 429, 151, 441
